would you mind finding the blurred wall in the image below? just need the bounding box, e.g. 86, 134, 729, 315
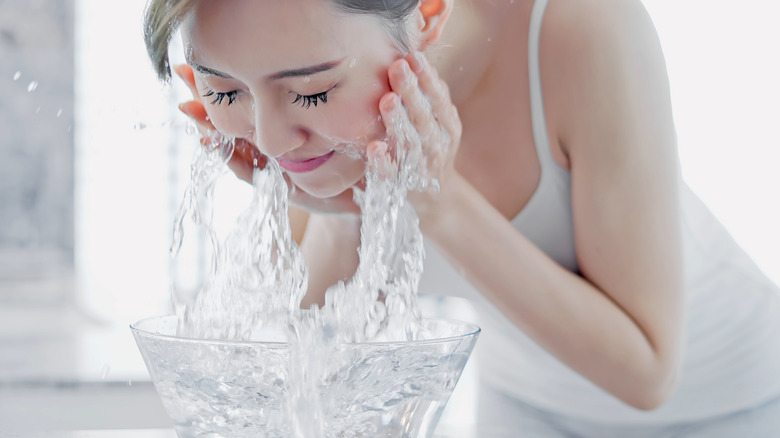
0, 0, 75, 304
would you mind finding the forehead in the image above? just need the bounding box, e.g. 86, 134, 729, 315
182, 0, 387, 76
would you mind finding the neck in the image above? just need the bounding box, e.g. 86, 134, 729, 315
428, 0, 521, 105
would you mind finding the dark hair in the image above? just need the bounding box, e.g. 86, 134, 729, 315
144, 0, 419, 81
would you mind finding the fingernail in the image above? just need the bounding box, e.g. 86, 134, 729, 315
383, 94, 397, 112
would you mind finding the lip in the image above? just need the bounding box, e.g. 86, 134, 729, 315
276, 150, 336, 173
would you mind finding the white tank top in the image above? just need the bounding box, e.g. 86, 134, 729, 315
419, 0, 780, 423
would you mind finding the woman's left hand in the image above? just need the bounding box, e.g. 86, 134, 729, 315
368, 51, 463, 231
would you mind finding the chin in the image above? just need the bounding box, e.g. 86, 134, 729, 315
298, 183, 349, 199
292, 174, 360, 199
291, 157, 365, 199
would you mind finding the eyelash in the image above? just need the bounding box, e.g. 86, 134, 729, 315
292, 91, 328, 109
202, 89, 330, 108
203, 90, 237, 106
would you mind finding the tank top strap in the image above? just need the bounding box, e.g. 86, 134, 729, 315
528, 0, 556, 168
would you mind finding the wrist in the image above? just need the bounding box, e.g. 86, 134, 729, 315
416, 171, 470, 240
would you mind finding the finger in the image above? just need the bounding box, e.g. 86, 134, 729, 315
227, 139, 267, 183
178, 100, 215, 130
366, 140, 395, 180
173, 64, 200, 100
366, 139, 388, 161
406, 52, 460, 137
379, 93, 413, 158
178, 100, 216, 139
405, 51, 449, 113
387, 59, 437, 142
226, 151, 254, 184
379, 92, 427, 172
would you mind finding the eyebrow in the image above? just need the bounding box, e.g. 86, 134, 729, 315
269, 59, 343, 80
187, 59, 344, 81
190, 62, 232, 79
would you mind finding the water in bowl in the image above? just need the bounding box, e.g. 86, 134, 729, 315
132, 316, 479, 438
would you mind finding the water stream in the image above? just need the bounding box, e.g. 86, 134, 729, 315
168, 122, 435, 436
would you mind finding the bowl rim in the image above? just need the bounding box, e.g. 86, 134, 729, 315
130, 315, 481, 348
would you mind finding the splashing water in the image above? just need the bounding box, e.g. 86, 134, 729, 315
169, 106, 437, 435
171, 131, 431, 342
318, 146, 427, 344
171, 131, 307, 340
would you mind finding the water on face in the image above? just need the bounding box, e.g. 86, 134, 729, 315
166, 105, 442, 436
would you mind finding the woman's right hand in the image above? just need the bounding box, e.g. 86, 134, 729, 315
174, 64, 360, 215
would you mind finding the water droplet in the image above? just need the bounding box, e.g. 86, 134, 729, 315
67, 125, 72, 133
510, 0, 515, 3
349, 58, 357, 69
205, 116, 210, 121
35, 107, 41, 114
459, 66, 464, 71
101, 364, 111, 379
133, 122, 147, 130
302, 76, 311, 83
56, 109, 62, 118
27, 81, 38, 92
128, 380, 133, 387
13, 71, 21, 81
487, 37, 492, 43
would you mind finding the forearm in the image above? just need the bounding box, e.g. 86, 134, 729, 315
298, 213, 361, 309
425, 175, 679, 410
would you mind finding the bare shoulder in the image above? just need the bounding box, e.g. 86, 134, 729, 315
544, 0, 658, 41
539, 0, 673, 157
541, 0, 662, 63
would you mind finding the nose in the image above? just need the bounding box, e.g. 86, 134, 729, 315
252, 103, 307, 158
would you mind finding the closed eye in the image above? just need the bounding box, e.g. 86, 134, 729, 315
203, 89, 238, 106
292, 91, 328, 109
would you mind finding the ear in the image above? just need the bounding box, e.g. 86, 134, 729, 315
415, 0, 453, 50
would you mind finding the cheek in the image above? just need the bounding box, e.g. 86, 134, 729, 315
202, 103, 254, 140
194, 79, 254, 139
323, 77, 390, 144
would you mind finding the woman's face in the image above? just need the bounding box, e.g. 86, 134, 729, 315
182, 0, 406, 198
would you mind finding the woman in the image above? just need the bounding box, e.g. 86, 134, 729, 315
144, 0, 780, 435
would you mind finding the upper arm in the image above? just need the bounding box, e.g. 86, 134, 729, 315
544, 0, 685, 360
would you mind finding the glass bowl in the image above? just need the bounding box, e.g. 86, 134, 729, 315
131, 315, 480, 438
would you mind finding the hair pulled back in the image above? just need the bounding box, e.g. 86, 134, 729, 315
143, 0, 419, 81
